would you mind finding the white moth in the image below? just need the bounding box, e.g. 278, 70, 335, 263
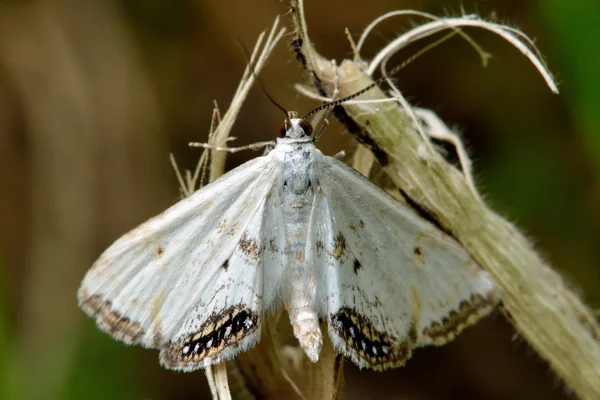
78, 113, 499, 371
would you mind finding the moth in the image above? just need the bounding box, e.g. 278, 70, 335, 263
78, 110, 499, 371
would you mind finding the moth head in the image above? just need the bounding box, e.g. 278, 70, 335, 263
276, 114, 313, 139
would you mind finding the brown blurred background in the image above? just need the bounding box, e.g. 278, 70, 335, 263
1, 0, 598, 399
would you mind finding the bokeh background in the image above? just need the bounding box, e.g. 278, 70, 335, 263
1, 0, 599, 399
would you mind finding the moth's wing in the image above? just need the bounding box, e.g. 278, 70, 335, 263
315, 157, 499, 370
159, 173, 289, 371
78, 155, 283, 370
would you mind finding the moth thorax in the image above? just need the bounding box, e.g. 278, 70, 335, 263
287, 111, 299, 120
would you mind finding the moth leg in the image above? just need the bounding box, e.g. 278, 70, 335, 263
189, 140, 275, 154
332, 150, 346, 159
314, 60, 340, 142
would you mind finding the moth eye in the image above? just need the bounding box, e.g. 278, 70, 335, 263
276, 122, 287, 138
299, 120, 313, 136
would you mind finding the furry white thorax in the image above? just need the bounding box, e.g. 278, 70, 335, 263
273, 119, 323, 361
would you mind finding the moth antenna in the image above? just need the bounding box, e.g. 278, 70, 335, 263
301, 31, 456, 120
237, 39, 290, 124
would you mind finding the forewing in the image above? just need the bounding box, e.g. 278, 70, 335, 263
317, 157, 499, 370
78, 155, 280, 369
159, 181, 289, 370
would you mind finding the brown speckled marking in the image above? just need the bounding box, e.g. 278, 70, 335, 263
239, 233, 260, 260
349, 222, 357, 232
227, 222, 240, 237
422, 293, 498, 344
156, 245, 164, 258
80, 291, 144, 343
332, 232, 347, 259
216, 218, 228, 233
359, 220, 365, 229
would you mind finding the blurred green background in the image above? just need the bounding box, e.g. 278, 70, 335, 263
0, 0, 598, 399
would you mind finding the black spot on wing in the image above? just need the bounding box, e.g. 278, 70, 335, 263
353, 258, 361, 274
161, 305, 259, 369
268, 238, 279, 253
414, 246, 424, 263
330, 307, 417, 370
316, 240, 324, 256
222, 259, 229, 271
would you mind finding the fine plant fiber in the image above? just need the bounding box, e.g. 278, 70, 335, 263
291, 0, 600, 399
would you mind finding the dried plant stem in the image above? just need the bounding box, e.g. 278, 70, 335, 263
291, 1, 600, 399
307, 328, 344, 400
205, 363, 232, 400
207, 17, 286, 182
234, 319, 301, 399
